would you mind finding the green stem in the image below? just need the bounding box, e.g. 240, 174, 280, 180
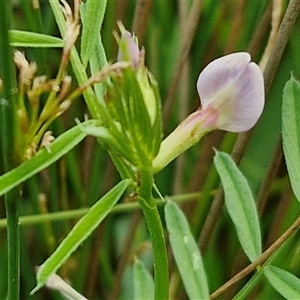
138, 169, 169, 300
0, 192, 201, 228
4, 194, 20, 300
0, 1, 20, 299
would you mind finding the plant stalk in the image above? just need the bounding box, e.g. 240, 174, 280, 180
138, 169, 169, 300
0, 1, 20, 299
210, 213, 300, 299
4, 195, 20, 300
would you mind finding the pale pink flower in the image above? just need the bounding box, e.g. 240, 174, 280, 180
152, 52, 264, 173
197, 52, 264, 132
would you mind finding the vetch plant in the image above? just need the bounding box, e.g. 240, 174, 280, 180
4, 10, 266, 299
30, 32, 265, 298
2, 1, 300, 300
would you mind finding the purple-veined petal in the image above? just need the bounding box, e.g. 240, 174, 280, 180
197, 52, 264, 132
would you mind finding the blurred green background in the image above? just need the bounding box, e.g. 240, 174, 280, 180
1, 0, 300, 299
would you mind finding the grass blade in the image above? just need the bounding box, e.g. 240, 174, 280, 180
0, 121, 94, 196
80, 1, 107, 67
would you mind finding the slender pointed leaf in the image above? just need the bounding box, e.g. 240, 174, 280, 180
133, 259, 154, 300
80, 1, 107, 67
165, 201, 210, 300
214, 151, 261, 262
48, 0, 102, 119
9, 30, 63, 47
0, 121, 95, 196
282, 76, 300, 202
264, 265, 300, 299
31, 179, 131, 294
89, 34, 108, 103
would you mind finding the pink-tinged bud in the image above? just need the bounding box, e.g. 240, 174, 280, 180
116, 23, 141, 69
197, 52, 264, 132
152, 52, 264, 173
115, 24, 160, 133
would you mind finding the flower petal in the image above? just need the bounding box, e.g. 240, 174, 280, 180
197, 52, 264, 132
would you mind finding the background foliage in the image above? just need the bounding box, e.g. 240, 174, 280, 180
1, 0, 300, 299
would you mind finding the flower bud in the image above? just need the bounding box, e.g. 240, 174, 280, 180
61, 0, 80, 55
98, 66, 162, 168
116, 22, 141, 70
14, 51, 37, 86
88, 25, 163, 168
40, 131, 55, 152
115, 24, 159, 124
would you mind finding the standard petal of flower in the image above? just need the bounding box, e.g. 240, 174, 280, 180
197, 52, 264, 132
197, 52, 251, 105
221, 61, 264, 132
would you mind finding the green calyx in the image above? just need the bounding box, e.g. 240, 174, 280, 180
84, 66, 162, 171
